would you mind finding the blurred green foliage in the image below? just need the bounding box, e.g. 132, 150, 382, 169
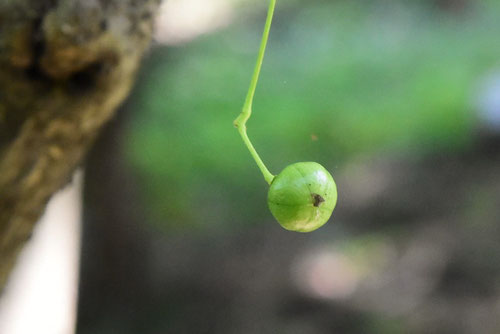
125, 0, 500, 230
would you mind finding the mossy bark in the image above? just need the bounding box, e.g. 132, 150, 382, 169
0, 0, 160, 290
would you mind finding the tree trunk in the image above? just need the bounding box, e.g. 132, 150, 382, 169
0, 0, 160, 290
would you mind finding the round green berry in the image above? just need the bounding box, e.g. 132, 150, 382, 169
267, 162, 337, 232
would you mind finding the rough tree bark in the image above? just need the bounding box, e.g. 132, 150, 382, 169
0, 0, 160, 290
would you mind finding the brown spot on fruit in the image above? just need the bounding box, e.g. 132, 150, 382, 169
312, 193, 325, 207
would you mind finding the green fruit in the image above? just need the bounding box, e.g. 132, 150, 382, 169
234, 0, 339, 233
267, 162, 337, 232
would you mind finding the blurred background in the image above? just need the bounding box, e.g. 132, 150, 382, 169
77, 0, 500, 333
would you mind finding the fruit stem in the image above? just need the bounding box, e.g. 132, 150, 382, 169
233, 0, 276, 185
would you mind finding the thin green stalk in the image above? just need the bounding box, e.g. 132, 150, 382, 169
233, 0, 276, 185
